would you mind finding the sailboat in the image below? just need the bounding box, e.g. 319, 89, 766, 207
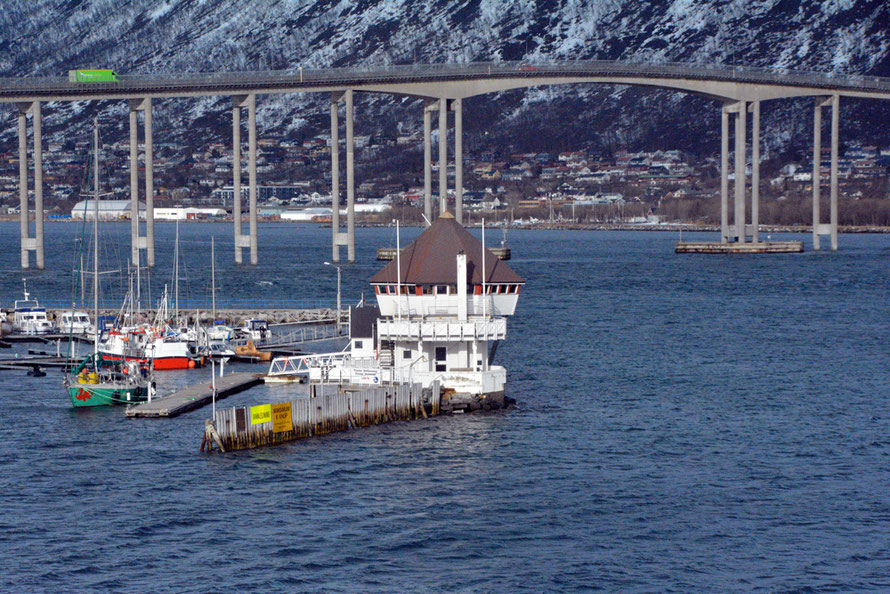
65, 120, 155, 407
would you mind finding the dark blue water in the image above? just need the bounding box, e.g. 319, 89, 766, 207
1, 222, 889, 591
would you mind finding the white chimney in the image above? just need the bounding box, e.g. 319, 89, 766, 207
456, 252, 468, 321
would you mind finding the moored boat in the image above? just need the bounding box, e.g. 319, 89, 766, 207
12, 281, 53, 335
66, 354, 154, 407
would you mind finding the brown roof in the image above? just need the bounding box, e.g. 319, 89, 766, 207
370, 212, 525, 285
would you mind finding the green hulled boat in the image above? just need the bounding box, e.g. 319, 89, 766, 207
65, 120, 155, 409
66, 353, 154, 408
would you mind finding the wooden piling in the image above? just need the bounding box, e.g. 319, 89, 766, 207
205, 381, 440, 452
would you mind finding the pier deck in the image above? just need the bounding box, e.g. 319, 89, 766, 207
675, 241, 804, 254
126, 372, 262, 418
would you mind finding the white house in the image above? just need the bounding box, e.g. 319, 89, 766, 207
273, 212, 525, 405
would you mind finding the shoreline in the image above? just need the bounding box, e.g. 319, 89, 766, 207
1, 215, 888, 234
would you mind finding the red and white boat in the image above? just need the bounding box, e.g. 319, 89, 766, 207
99, 326, 204, 371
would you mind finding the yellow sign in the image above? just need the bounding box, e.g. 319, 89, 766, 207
250, 404, 271, 425
272, 402, 293, 433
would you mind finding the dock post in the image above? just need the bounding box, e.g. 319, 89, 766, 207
438, 97, 447, 214
248, 93, 258, 265
830, 94, 839, 251
33, 101, 44, 269
423, 99, 434, 224
144, 98, 155, 267
452, 98, 463, 225
734, 100, 747, 244
812, 98, 822, 251
345, 89, 355, 263
129, 101, 140, 264
17, 104, 29, 269
750, 99, 760, 244
331, 92, 341, 262
232, 96, 245, 264
720, 105, 729, 243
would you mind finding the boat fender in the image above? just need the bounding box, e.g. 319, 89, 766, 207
188, 360, 195, 369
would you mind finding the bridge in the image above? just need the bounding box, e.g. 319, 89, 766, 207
6, 60, 890, 268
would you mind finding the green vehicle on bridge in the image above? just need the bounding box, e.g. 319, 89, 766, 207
68, 69, 119, 83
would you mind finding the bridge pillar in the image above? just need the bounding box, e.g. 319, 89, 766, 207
720, 105, 730, 243
331, 92, 342, 262
248, 93, 258, 265
232, 95, 246, 264
813, 98, 822, 250
345, 89, 355, 263
438, 97, 447, 214
129, 99, 154, 267
32, 102, 44, 269
812, 95, 841, 251
451, 98, 463, 225
423, 99, 435, 224
734, 100, 747, 244
830, 95, 840, 251
17, 103, 45, 269
750, 100, 760, 244
144, 98, 155, 267
129, 101, 140, 264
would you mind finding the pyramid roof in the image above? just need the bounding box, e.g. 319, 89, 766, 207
369, 212, 524, 285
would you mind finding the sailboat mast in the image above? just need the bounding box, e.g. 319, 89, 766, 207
92, 119, 99, 356
174, 220, 179, 323
396, 220, 401, 321
211, 236, 216, 319
482, 218, 486, 319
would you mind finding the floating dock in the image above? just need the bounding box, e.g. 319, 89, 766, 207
0, 355, 71, 371
126, 371, 262, 418
675, 241, 804, 254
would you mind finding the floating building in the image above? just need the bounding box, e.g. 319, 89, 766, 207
268, 211, 524, 409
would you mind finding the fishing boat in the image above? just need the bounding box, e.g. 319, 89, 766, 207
65, 120, 155, 407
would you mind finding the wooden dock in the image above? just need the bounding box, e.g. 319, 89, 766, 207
675, 241, 804, 254
126, 372, 262, 418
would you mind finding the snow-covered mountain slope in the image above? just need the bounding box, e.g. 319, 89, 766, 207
2, 0, 889, 154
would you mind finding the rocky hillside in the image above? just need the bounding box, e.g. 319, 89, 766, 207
2, 0, 889, 156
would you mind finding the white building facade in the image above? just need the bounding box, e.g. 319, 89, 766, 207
273, 212, 524, 404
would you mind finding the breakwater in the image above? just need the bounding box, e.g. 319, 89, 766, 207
203, 381, 440, 452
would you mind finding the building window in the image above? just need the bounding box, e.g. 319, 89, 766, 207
436, 285, 449, 295
435, 346, 447, 372
403, 350, 412, 359
354, 340, 363, 349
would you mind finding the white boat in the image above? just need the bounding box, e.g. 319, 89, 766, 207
237, 319, 270, 341
57, 310, 95, 336
197, 341, 236, 360
12, 282, 54, 335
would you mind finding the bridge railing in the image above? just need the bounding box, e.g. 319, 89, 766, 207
3, 60, 890, 95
